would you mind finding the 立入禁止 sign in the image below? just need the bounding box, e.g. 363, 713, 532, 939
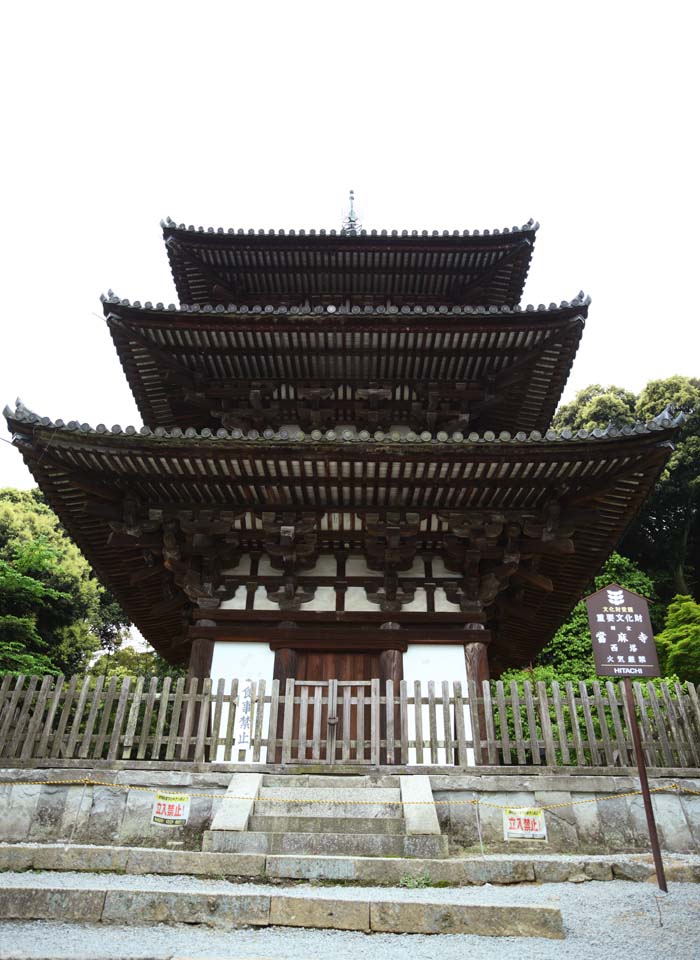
151, 791, 190, 827
503, 807, 547, 840
584, 583, 660, 679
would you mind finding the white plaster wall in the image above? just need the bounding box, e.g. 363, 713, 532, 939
220, 585, 247, 610
403, 643, 473, 766
210, 641, 275, 764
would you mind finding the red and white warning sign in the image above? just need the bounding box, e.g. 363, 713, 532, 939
503, 807, 547, 840
151, 791, 190, 827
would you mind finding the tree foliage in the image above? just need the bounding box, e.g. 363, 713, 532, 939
0, 488, 131, 675
553, 384, 637, 433
655, 595, 700, 685
89, 645, 184, 681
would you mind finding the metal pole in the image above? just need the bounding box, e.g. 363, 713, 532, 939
623, 677, 667, 892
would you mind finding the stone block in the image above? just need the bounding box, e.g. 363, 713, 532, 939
0, 888, 105, 922
400, 775, 441, 835
680, 795, 700, 849
86, 786, 128, 844
210, 773, 263, 832
27, 785, 68, 842
0, 784, 41, 842
572, 792, 605, 851
33, 844, 130, 872
269, 895, 370, 931
611, 858, 654, 881
58, 784, 94, 843
369, 901, 565, 938
0, 845, 34, 871
125, 848, 265, 877
596, 793, 636, 850
651, 794, 695, 853
458, 859, 536, 885
266, 854, 357, 881
101, 890, 270, 927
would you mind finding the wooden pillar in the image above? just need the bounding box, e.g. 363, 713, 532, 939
186, 636, 214, 684
272, 647, 298, 763
464, 640, 490, 687
379, 648, 403, 685
464, 639, 490, 765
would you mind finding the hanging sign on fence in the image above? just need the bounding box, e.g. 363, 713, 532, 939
503, 807, 547, 841
151, 791, 190, 827
234, 679, 254, 757
584, 583, 661, 679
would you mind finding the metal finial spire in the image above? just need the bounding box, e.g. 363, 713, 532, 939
342, 189, 361, 235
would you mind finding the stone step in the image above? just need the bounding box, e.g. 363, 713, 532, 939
0, 878, 565, 938
262, 774, 400, 789
4, 843, 697, 885
248, 814, 406, 835
202, 830, 449, 858
253, 799, 402, 818
258, 786, 401, 801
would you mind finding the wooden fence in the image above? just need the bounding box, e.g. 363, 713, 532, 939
0, 673, 699, 769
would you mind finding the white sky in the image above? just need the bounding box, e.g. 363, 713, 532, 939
1, 0, 698, 490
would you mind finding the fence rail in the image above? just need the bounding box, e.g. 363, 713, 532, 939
0, 673, 699, 768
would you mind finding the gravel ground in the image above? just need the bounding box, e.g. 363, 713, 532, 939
0, 876, 699, 959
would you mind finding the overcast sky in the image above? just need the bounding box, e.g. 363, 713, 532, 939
1, 0, 698, 490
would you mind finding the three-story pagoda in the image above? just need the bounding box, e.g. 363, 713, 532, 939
5, 207, 679, 697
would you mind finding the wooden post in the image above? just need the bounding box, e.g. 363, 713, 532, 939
464, 639, 490, 762
624, 677, 667, 892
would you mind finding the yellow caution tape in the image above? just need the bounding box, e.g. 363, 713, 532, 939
6, 777, 699, 810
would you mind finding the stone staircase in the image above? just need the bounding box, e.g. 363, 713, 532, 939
202, 773, 448, 858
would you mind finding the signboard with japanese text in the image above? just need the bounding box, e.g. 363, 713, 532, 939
151, 791, 190, 827
503, 807, 547, 840
234, 679, 255, 759
585, 583, 660, 678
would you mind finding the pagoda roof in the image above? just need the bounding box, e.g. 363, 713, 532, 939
5, 402, 678, 668
161, 217, 539, 308
102, 296, 587, 435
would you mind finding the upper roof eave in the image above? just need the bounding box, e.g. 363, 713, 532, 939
160, 217, 540, 242
3, 400, 682, 448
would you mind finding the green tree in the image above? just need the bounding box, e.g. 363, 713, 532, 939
89, 645, 183, 681
655, 595, 700, 684
624, 376, 700, 599
553, 384, 637, 432
0, 488, 131, 675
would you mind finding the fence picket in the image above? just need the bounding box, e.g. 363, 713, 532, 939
482, 680, 499, 764
251, 679, 265, 764
605, 681, 630, 766
678, 683, 700, 766
93, 676, 118, 759
550, 681, 570, 765
195, 678, 213, 763
399, 680, 409, 765
510, 682, 526, 765
137, 678, 159, 760
523, 681, 540, 765
152, 677, 171, 760
495, 681, 511, 765
20, 675, 52, 761
564, 681, 586, 766
223, 679, 238, 761
107, 678, 132, 761
311, 684, 323, 761
413, 681, 424, 765
50, 675, 78, 759
165, 678, 185, 761
427, 681, 439, 764
356, 684, 365, 762
8, 676, 39, 759
370, 678, 380, 766
536, 681, 556, 766
466, 678, 482, 765
281, 678, 295, 764
65, 676, 93, 759
79, 675, 105, 760
440, 681, 451, 766
453, 681, 469, 768
660, 682, 688, 767
178, 679, 198, 761
632, 681, 658, 766
646, 683, 674, 766
265, 678, 280, 763
578, 683, 600, 766
0, 676, 27, 755
122, 675, 145, 760
298, 685, 309, 761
